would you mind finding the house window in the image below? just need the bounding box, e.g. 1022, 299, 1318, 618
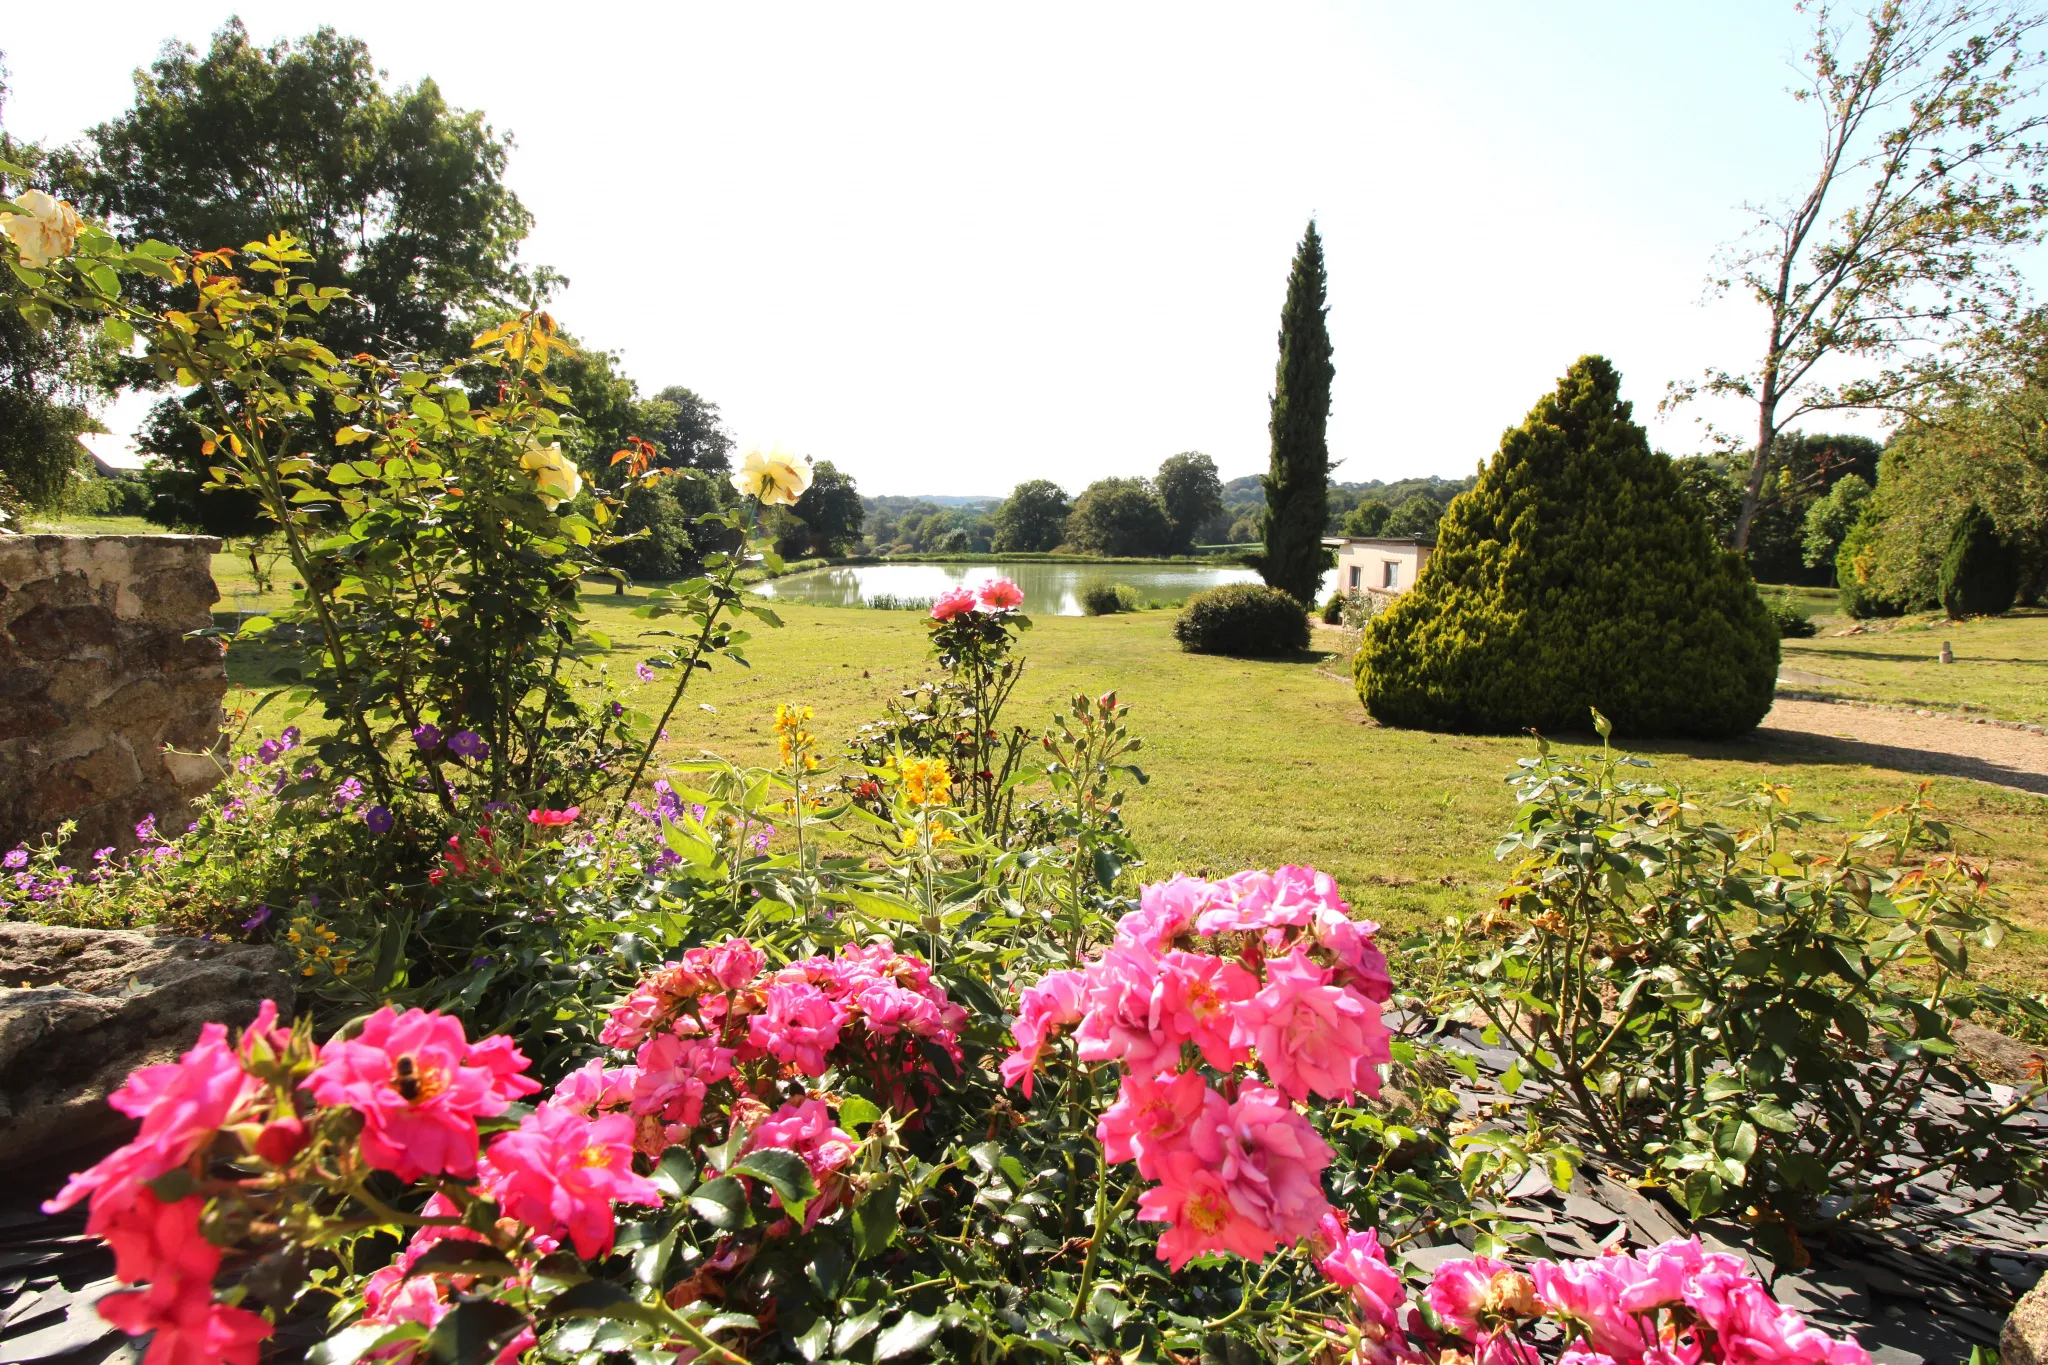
1348, 565, 1361, 590
1383, 560, 1400, 590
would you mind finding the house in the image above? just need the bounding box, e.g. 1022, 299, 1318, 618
1323, 535, 1433, 597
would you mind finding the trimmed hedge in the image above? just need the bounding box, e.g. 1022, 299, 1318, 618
1939, 504, 2018, 619
1355, 356, 1779, 739
1173, 583, 1310, 656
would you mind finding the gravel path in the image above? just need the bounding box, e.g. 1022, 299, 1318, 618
1757, 698, 2048, 796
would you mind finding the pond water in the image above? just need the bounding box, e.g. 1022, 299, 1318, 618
752, 561, 1276, 616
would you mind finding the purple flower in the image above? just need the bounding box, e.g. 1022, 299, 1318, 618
651, 848, 681, 871
447, 729, 488, 760
610, 701, 624, 717
333, 777, 364, 809
2, 849, 26, 869
242, 904, 272, 930
750, 826, 775, 854
363, 805, 394, 834
235, 755, 258, 774
280, 726, 302, 749
412, 722, 443, 750
256, 738, 284, 765
484, 801, 512, 814
151, 846, 178, 865
635, 662, 656, 682
134, 815, 157, 843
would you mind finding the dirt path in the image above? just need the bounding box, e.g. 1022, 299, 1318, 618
1757, 698, 2048, 796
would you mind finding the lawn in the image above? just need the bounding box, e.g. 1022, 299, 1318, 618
1780, 607, 2048, 726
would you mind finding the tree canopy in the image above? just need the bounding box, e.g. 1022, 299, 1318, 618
992, 479, 1071, 552
1156, 452, 1225, 553
1067, 477, 1171, 557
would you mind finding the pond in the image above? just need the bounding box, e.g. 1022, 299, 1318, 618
751, 561, 1277, 616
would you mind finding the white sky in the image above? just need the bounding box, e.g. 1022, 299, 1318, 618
4, 2, 1904, 496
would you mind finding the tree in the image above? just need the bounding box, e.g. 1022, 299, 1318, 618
1939, 502, 2019, 615
1342, 500, 1390, 537
1356, 356, 1779, 739
1259, 221, 1334, 603
1156, 452, 1225, 553
1801, 472, 1874, 571
66, 20, 542, 360
1667, 1, 2048, 550
992, 479, 1070, 552
641, 385, 733, 473
1382, 493, 1444, 539
1067, 477, 1171, 556
792, 460, 863, 555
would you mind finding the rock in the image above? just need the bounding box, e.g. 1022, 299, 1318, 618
1955, 1020, 2048, 1084
0, 923, 292, 1173
2007, 1279, 2048, 1365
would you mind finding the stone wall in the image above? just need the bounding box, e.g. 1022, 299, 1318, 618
0, 535, 228, 856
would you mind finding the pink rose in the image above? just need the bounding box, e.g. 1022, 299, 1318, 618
1230, 949, 1389, 1103
1190, 1082, 1333, 1246
1138, 1148, 1284, 1270
1533, 1255, 1655, 1361
1001, 968, 1087, 1097
483, 1106, 660, 1259
742, 1097, 858, 1228
1154, 950, 1257, 1070
1315, 1216, 1414, 1364
930, 587, 978, 620
748, 981, 847, 1075
1097, 1070, 1222, 1176
546, 1058, 641, 1117
631, 1033, 736, 1134
1117, 875, 1218, 952
97, 1276, 272, 1365
306, 1007, 541, 1183
1427, 1256, 1519, 1337
975, 577, 1024, 611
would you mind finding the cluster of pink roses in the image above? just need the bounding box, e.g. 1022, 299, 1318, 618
1309, 1222, 1872, 1365
929, 576, 1024, 621
1002, 866, 1394, 1269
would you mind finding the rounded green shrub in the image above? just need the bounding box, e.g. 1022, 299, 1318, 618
1355, 356, 1779, 738
1173, 583, 1310, 656
1320, 591, 1345, 624
1081, 582, 1141, 616
1766, 589, 1818, 639
1834, 506, 1907, 618
1939, 503, 2018, 618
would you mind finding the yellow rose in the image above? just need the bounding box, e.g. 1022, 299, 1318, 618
520, 442, 582, 510
3, 190, 82, 268
729, 447, 813, 506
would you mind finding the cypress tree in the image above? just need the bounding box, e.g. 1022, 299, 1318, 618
1355, 356, 1779, 739
1259, 221, 1334, 605
1938, 503, 2018, 618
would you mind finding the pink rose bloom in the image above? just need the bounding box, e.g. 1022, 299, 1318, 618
1097, 1070, 1223, 1177
748, 981, 847, 1075
1685, 1272, 1871, 1365
46, 1022, 257, 1220
1190, 1082, 1333, 1246
1427, 1256, 1518, 1337
547, 1059, 641, 1116
1203, 864, 1347, 936
1073, 944, 1181, 1078
1154, 950, 1257, 1069
1231, 949, 1389, 1103
1533, 1255, 1656, 1361
707, 938, 765, 989
484, 1106, 660, 1259
97, 1275, 272, 1365
930, 587, 978, 621
1315, 1216, 1414, 1364
631, 1034, 736, 1132
1118, 875, 1218, 952
306, 1007, 541, 1183
1138, 1148, 1285, 1270
235, 998, 293, 1063
97, 1190, 221, 1292
1615, 1238, 1746, 1315
743, 1097, 858, 1228
854, 981, 943, 1038
1001, 968, 1087, 1097
975, 577, 1024, 611
1560, 1350, 1622, 1365
1314, 910, 1395, 1003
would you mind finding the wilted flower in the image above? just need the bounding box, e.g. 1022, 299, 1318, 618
729, 447, 812, 505
520, 442, 582, 510
3, 190, 82, 268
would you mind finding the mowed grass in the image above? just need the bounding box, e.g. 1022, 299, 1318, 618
1780, 607, 2048, 727
207, 587, 2048, 990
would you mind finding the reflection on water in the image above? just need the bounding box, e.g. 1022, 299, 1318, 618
752, 561, 1278, 617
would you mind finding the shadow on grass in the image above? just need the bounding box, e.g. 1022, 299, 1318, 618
1634, 727, 2048, 798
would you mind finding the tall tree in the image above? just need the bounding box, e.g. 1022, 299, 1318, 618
792, 460, 864, 555
1667, 1, 2048, 550
1260, 221, 1334, 603
1156, 451, 1225, 553
1067, 477, 1171, 556
642, 385, 733, 473
992, 479, 1071, 551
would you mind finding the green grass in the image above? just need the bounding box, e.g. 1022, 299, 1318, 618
219, 592, 2048, 989
1778, 607, 2048, 726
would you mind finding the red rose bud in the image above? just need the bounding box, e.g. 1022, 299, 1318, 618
253, 1116, 309, 1166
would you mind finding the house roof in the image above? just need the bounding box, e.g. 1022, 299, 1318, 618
1322, 535, 1436, 549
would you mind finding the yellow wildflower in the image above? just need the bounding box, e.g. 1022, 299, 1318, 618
900, 756, 952, 809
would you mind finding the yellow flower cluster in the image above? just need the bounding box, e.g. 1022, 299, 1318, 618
900, 755, 953, 809
287, 915, 352, 980
774, 703, 821, 772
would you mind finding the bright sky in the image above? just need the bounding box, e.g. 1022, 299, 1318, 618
4, 2, 1899, 497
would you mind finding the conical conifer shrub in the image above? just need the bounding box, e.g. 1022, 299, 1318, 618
1938, 503, 2018, 618
1355, 356, 1778, 738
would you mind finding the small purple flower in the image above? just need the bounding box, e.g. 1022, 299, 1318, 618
235, 755, 258, 774
468, 954, 497, 969
412, 722, 443, 750
610, 701, 624, 717
281, 726, 302, 750
92, 847, 115, 863
651, 848, 681, 871
635, 662, 656, 682
333, 777, 365, 809
256, 738, 284, 765
134, 815, 157, 843
363, 805, 394, 834
483, 801, 512, 814
242, 904, 272, 930
150, 846, 177, 865
2, 849, 26, 869
750, 826, 775, 854
447, 729, 488, 760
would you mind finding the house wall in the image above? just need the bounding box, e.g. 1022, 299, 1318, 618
1333, 541, 1431, 596
0, 535, 228, 857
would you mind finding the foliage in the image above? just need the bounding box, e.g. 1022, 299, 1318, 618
1343, 499, 1390, 537
1800, 471, 1872, 573
1358, 356, 1780, 739
69, 472, 152, 518
1155, 451, 1225, 554
603, 474, 725, 583
1940, 502, 2019, 618
1172, 583, 1310, 657
1664, 1, 2048, 550
1382, 493, 1445, 539
641, 384, 735, 472
1766, 588, 1818, 638
1066, 476, 1170, 556
1080, 582, 1140, 616
1417, 734, 2047, 1250
1833, 505, 1908, 618
787, 459, 864, 556
991, 478, 1070, 552
1259, 220, 1333, 604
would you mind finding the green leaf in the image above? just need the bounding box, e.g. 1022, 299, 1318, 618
311, 1323, 426, 1365
852, 1174, 902, 1258
328, 464, 364, 486
101, 315, 135, 349
424, 1299, 528, 1365
836, 1094, 882, 1130
729, 1146, 817, 1223
653, 1146, 696, 1198
872, 1311, 942, 1362
537, 1280, 665, 1326
687, 1174, 749, 1230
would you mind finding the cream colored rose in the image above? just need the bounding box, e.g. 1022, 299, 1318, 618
3, 191, 82, 269
520, 443, 582, 510
729, 447, 813, 506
